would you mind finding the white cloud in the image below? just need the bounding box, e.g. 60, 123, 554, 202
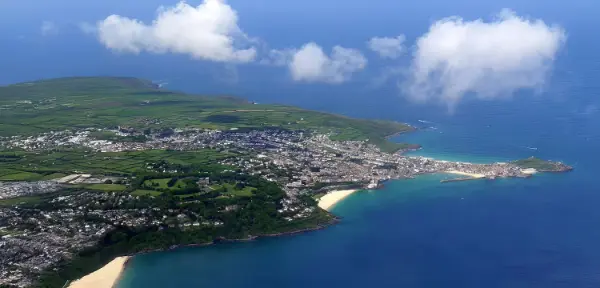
405, 9, 566, 109
41, 21, 59, 36
288, 43, 367, 84
96, 0, 256, 63
368, 35, 406, 59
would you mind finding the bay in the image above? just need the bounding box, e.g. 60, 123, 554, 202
118, 99, 600, 287
117, 12, 600, 285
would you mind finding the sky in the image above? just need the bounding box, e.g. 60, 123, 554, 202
0, 0, 598, 112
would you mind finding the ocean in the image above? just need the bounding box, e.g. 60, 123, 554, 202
2, 0, 600, 287
116, 19, 600, 286
116, 124, 600, 288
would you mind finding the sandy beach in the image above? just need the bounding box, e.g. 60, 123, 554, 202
445, 170, 486, 178
318, 189, 358, 211
521, 168, 538, 175
68, 256, 130, 288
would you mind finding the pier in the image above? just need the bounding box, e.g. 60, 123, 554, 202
441, 177, 483, 183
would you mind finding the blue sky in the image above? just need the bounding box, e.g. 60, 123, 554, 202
1, 0, 589, 43
0, 0, 596, 113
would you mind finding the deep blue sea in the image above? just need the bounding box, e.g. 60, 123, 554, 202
2, 0, 600, 287
117, 31, 600, 286
117, 121, 600, 288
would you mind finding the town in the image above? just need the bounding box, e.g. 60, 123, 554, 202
0, 191, 242, 287
0, 127, 571, 198
0, 127, 571, 287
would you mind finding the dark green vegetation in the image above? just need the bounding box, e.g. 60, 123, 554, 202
513, 157, 573, 172
0, 77, 413, 152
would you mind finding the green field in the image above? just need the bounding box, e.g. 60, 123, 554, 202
143, 178, 172, 189
0, 171, 43, 181
513, 157, 567, 171
0, 195, 42, 206
40, 173, 68, 180
0, 77, 414, 152
176, 193, 204, 199
131, 190, 163, 197
143, 178, 197, 191
79, 184, 127, 192
212, 183, 256, 197
0, 149, 233, 181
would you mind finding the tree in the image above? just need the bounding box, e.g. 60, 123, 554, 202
167, 177, 178, 187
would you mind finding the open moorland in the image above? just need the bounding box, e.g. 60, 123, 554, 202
0, 77, 413, 152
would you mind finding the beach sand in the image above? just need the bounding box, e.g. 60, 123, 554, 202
318, 189, 358, 211
445, 170, 486, 178
521, 168, 538, 175
68, 256, 130, 288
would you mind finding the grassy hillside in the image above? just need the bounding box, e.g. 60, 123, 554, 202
0, 77, 413, 151
513, 157, 573, 172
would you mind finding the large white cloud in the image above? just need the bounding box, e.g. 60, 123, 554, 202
368, 35, 406, 59
289, 43, 367, 84
96, 0, 256, 63
405, 9, 566, 108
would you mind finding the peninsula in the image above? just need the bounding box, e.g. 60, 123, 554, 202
0, 77, 572, 288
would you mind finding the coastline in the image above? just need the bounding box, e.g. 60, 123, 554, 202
58, 159, 571, 287
317, 189, 359, 211
67, 256, 130, 288
39, 124, 570, 287
385, 127, 417, 140
65, 217, 340, 287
